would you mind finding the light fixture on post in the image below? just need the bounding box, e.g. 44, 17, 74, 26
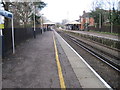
33, 5, 36, 38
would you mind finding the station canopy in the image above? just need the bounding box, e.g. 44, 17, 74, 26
65, 21, 80, 25
43, 22, 56, 25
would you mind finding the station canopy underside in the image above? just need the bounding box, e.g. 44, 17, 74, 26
43, 22, 56, 26
65, 21, 81, 25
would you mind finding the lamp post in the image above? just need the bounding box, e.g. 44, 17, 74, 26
99, 13, 102, 29
0, 3, 4, 59
33, 5, 36, 38
41, 14, 44, 34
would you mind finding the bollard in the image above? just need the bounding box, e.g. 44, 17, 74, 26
33, 30, 36, 38
41, 28, 42, 34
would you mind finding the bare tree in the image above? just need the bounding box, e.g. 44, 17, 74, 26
2, 0, 46, 28
8, 2, 31, 27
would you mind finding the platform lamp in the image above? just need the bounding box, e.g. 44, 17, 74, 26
33, 5, 36, 38
40, 14, 44, 34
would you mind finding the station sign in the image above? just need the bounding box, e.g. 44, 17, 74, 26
0, 9, 15, 54
0, 10, 13, 18
0, 24, 4, 29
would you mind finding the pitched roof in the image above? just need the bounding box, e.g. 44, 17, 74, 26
82, 12, 90, 18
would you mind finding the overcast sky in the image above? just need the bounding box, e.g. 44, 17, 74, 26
0, 0, 119, 23
42, 0, 94, 23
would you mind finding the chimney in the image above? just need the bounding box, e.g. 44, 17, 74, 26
83, 11, 86, 14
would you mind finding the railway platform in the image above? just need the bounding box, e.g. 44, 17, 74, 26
2, 30, 112, 89
65, 30, 119, 41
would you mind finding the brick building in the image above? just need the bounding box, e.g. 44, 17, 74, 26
80, 11, 94, 30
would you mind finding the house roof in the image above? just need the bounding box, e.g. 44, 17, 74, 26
81, 12, 90, 18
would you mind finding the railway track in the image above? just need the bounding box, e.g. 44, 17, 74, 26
58, 31, 120, 72
57, 30, 120, 89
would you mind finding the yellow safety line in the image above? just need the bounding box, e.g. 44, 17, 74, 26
53, 33, 66, 89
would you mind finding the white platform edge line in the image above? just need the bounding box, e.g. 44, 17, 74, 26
54, 30, 112, 89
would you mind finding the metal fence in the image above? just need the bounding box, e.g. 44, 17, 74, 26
2, 28, 42, 56
89, 25, 120, 33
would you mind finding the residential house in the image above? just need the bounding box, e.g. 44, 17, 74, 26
80, 11, 94, 30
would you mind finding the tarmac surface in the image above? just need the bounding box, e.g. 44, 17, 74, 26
2, 30, 112, 89
2, 31, 80, 88
3, 31, 59, 88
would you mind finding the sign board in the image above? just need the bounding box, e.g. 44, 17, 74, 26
0, 10, 15, 54
0, 16, 4, 24
0, 24, 4, 29
0, 10, 13, 18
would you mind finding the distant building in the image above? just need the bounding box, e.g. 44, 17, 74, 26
65, 20, 80, 30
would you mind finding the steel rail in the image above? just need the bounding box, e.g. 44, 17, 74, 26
60, 32, 120, 72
